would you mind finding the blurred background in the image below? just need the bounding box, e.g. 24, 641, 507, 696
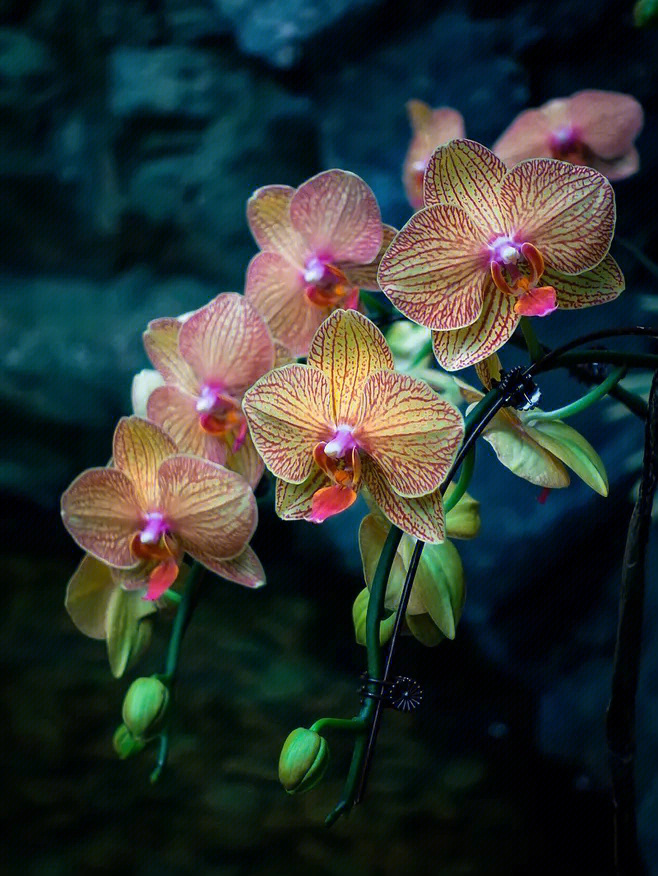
2, 0, 658, 873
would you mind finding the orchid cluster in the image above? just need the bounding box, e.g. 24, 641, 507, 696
60, 88, 650, 828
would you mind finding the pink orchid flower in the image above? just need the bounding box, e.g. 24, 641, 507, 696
378, 139, 622, 371
403, 100, 465, 209
144, 293, 275, 489
61, 416, 264, 599
493, 90, 643, 181
245, 169, 396, 357
243, 310, 464, 543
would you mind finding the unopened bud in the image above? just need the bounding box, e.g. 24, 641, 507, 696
113, 723, 146, 759
122, 676, 169, 739
278, 728, 330, 794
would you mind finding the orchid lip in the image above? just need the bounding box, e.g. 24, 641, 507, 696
324, 425, 359, 459
140, 511, 169, 545
196, 383, 227, 414
489, 236, 521, 265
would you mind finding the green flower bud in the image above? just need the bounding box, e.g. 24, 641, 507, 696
113, 723, 146, 759
278, 728, 330, 794
122, 676, 170, 740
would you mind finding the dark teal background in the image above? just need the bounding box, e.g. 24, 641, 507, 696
2, 1, 657, 873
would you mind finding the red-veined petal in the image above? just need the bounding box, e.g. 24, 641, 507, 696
361, 459, 446, 543
243, 364, 333, 483
158, 455, 257, 561
224, 432, 265, 489
307, 309, 393, 425
178, 293, 275, 394
431, 281, 519, 371
143, 317, 198, 394
112, 416, 178, 508
548, 253, 624, 310
569, 90, 643, 160
245, 251, 324, 357
378, 204, 488, 331
341, 225, 397, 291
423, 139, 506, 233
356, 371, 463, 498
146, 385, 226, 463
61, 467, 142, 567
275, 469, 329, 520
499, 159, 615, 274
289, 169, 382, 265
201, 544, 265, 588
404, 103, 466, 209
492, 108, 553, 167
247, 184, 305, 263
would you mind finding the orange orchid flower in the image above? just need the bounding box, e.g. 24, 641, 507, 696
403, 100, 465, 209
243, 310, 464, 543
61, 417, 264, 599
143, 293, 275, 489
493, 90, 643, 181
379, 139, 622, 371
245, 169, 396, 357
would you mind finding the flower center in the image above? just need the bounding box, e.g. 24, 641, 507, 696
197, 384, 248, 452
323, 425, 358, 459
303, 258, 359, 309
489, 240, 557, 318
131, 512, 177, 563
308, 438, 362, 523
549, 126, 587, 164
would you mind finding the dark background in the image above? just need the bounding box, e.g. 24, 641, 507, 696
2, 1, 658, 873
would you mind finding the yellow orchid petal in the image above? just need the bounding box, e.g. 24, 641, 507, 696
61, 467, 142, 568
444, 486, 481, 539
275, 469, 329, 520
547, 254, 625, 310
65, 554, 117, 639
356, 371, 463, 498
432, 285, 519, 372
147, 385, 225, 464
399, 536, 464, 638
247, 184, 305, 263
112, 416, 178, 509
204, 544, 265, 588
524, 419, 609, 496
158, 455, 257, 562
105, 587, 156, 678
143, 317, 198, 395
307, 309, 393, 425
423, 138, 507, 233
361, 458, 446, 543
243, 364, 333, 483
474, 353, 503, 390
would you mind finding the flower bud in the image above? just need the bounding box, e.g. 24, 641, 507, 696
278, 728, 330, 794
113, 723, 146, 759
131, 369, 164, 418
122, 677, 170, 739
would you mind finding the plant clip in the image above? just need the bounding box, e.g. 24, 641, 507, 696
359, 674, 423, 712
492, 366, 541, 411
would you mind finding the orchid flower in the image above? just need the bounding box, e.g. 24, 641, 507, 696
403, 100, 465, 210
243, 310, 464, 543
61, 416, 264, 599
457, 355, 609, 495
143, 293, 276, 489
493, 90, 643, 181
245, 170, 396, 357
378, 139, 622, 371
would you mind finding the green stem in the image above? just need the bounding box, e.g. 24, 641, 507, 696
324, 525, 403, 826
161, 589, 182, 605
536, 350, 658, 373
410, 337, 434, 369
151, 561, 206, 783
520, 317, 543, 362
525, 366, 627, 424
444, 446, 475, 513
310, 717, 367, 734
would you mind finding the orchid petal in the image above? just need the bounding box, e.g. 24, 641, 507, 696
432, 283, 519, 371
378, 205, 487, 331
223, 432, 265, 490
493, 108, 553, 167
307, 310, 393, 426
444, 487, 481, 539
158, 455, 257, 561
147, 385, 225, 464
514, 286, 557, 317
310, 484, 358, 522
341, 225, 398, 291
245, 251, 323, 357
524, 419, 608, 496
145, 559, 180, 601
105, 587, 156, 678
569, 90, 643, 160
243, 364, 333, 483
361, 458, 445, 543
356, 371, 463, 497
143, 317, 198, 395
203, 544, 265, 588
61, 467, 142, 567
423, 139, 506, 233
112, 416, 177, 508
545, 254, 624, 310
404, 103, 465, 209
247, 184, 305, 263
499, 160, 615, 274
65, 555, 116, 639
592, 148, 640, 182
359, 513, 413, 608
400, 536, 464, 637
275, 469, 329, 520
474, 353, 502, 391
289, 169, 382, 265
178, 293, 275, 394
131, 369, 165, 418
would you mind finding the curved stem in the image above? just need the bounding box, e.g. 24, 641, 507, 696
161, 589, 182, 606
527, 327, 658, 376
310, 717, 366, 734
444, 446, 476, 514
545, 351, 658, 372
520, 317, 543, 362
150, 561, 206, 783
525, 366, 627, 424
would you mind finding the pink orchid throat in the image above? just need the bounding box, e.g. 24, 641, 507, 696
139, 511, 169, 545
324, 425, 359, 459
302, 257, 359, 309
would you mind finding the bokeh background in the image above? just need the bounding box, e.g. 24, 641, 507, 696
2, 1, 658, 873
